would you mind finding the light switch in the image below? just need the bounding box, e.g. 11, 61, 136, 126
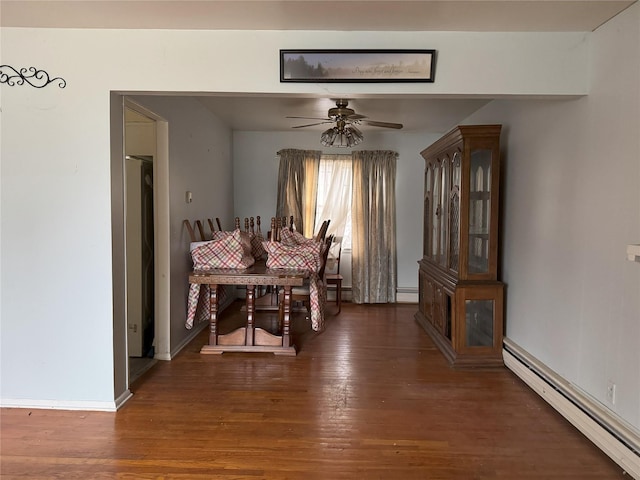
185, 191, 193, 203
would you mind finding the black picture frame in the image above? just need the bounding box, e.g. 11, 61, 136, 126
280, 49, 436, 83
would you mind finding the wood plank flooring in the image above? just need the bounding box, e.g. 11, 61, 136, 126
0, 301, 627, 479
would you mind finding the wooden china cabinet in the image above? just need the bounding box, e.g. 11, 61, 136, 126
415, 125, 504, 367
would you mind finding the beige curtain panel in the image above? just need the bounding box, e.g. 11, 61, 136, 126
351, 150, 398, 304
276, 149, 321, 237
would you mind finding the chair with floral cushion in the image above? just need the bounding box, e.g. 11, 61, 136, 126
277, 234, 333, 331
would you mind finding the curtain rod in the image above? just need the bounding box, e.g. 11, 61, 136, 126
277, 149, 398, 157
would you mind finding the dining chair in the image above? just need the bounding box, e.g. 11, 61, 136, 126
325, 236, 343, 314
268, 216, 281, 242
184, 219, 208, 242
278, 235, 334, 325
314, 219, 330, 241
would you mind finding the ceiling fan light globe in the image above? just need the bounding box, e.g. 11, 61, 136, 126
320, 127, 338, 146
343, 126, 363, 147
348, 125, 363, 143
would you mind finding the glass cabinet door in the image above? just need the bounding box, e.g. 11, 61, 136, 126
431, 162, 441, 260
438, 159, 449, 268
468, 149, 492, 274
449, 152, 461, 272
464, 299, 494, 347
457, 283, 504, 357
423, 166, 432, 258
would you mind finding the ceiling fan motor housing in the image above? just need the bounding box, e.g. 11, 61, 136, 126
328, 99, 355, 119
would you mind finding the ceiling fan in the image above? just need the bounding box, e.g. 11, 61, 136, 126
287, 99, 403, 147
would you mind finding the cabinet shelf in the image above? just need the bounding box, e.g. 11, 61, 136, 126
416, 125, 505, 368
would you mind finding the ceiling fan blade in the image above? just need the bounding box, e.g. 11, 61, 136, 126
292, 121, 333, 129
287, 116, 331, 121
346, 113, 367, 120
363, 120, 404, 129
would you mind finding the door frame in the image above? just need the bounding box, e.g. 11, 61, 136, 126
124, 99, 171, 367
111, 96, 171, 405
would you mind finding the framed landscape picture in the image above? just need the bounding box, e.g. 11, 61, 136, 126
280, 49, 436, 83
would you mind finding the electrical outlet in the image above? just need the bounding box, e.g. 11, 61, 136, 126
606, 381, 616, 405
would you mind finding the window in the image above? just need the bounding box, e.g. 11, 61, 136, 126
314, 154, 352, 249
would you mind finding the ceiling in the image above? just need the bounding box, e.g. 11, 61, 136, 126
5, 0, 636, 134
195, 96, 494, 133
2, 1, 634, 32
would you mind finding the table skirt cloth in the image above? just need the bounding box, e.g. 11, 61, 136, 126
185, 279, 325, 332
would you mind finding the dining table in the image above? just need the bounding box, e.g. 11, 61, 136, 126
188, 260, 308, 356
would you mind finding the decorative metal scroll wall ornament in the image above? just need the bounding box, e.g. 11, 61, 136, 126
0, 65, 66, 88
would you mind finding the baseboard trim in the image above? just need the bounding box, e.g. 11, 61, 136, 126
1, 397, 120, 412
503, 338, 640, 479
167, 294, 235, 359
168, 313, 210, 359
396, 288, 418, 303
114, 389, 133, 410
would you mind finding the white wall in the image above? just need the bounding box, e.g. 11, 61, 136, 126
0, 25, 606, 409
463, 4, 640, 429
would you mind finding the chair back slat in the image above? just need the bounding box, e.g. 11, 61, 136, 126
269, 217, 279, 242
195, 220, 206, 240
315, 219, 330, 241
183, 219, 197, 242
207, 219, 216, 236
318, 234, 334, 280
184, 219, 208, 242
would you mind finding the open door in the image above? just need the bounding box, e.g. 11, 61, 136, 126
125, 155, 154, 358
124, 106, 158, 381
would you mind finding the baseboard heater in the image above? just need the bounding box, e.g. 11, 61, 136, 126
503, 337, 640, 480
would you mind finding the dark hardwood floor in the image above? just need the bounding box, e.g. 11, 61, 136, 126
0, 301, 627, 479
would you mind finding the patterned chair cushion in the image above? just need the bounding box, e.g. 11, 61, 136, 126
263, 240, 322, 272
249, 232, 266, 259
213, 229, 265, 260
280, 228, 316, 246
192, 229, 255, 269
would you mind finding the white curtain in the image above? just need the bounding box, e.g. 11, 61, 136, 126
314, 155, 352, 243
351, 150, 398, 304
276, 149, 321, 237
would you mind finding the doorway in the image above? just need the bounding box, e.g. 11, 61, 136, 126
112, 96, 170, 404
125, 155, 156, 378
124, 106, 158, 382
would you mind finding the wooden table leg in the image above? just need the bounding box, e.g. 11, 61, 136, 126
246, 284, 255, 346
208, 284, 219, 346
281, 285, 292, 348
